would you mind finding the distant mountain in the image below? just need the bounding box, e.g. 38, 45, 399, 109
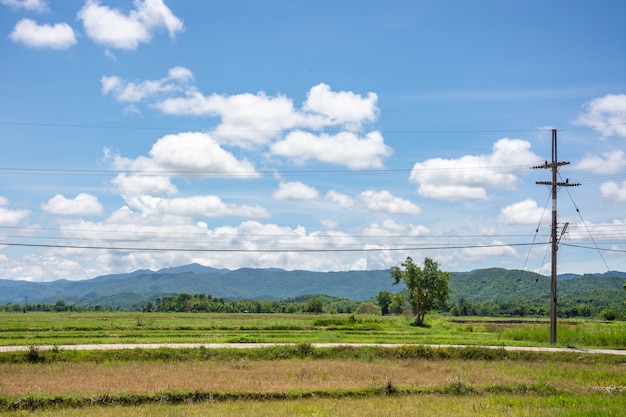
154, 263, 229, 275
0, 265, 624, 309
0, 265, 397, 306
449, 268, 625, 305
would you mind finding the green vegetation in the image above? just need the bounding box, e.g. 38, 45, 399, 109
391, 257, 451, 326
0, 312, 624, 416
0, 344, 624, 415
0, 312, 624, 349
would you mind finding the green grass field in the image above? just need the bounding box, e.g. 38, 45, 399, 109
0, 312, 624, 349
0, 312, 624, 416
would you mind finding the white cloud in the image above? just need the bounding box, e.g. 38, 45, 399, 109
41, 193, 103, 216
302, 83, 378, 130
112, 174, 178, 196
126, 195, 270, 218
499, 198, 545, 225
272, 181, 320, 201
1, 0, 48, 12
9, 18, 76, 49
157, 91, 303, 147
101, 66, 193, 102
0, 197, 30, 226
361, 219, 430, 236
358, 190, 421, 215
566, 219, 626, 242
573, 150, 626, 174
106, 76, 384, 151
576, 93, 626, 138
106, 132, 258, 177
271, 130, 391, 169
325, 190, 354, 208
320, 218, 338, 230
410, 138, 540, 200
458, 240, 518, 262
599, 180, 626, 202
149, 132, 258, 175
78, 0, 184, 50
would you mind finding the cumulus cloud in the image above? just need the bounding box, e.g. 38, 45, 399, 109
156, 90, 306, 148
409, 138, 540, 200
272, 181, 320, 201
576, 93, 626, 138
78, 0, 184, 50
271, 131, 391, 169
123, 195, 269, 218
9, 18, 76, 49
106, 132, 258, 178
0, 0, 48, 12
325, 190, 354, 208
499, 198, 545, 225
41, 193, 103, 216
0, 197, 30, 226
573, 150, 626, 174
111, 174, 178, 196
302, 83, 378, 129
104, 72, 384, 153
361, 219, 430, 236
358, 190, 421, 215
599, 180, 626, 202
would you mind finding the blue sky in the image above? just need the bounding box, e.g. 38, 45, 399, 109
1, 0, 625, 281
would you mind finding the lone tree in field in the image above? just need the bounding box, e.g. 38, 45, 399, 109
391, 256, 451, 327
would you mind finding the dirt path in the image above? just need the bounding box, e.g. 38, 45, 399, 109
1, 342, 625, 355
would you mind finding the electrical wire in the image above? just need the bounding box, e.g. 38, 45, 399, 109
0, 241, 538, 253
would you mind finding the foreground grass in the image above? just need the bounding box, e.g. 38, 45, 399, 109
2, 391, 625, 416
1, 312, 624, 349
0, 345, 624, 414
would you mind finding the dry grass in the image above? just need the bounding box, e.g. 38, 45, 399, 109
1, 358, 620, 397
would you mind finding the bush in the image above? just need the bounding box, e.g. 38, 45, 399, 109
26, 346, 44, 363
354, 302, 381, 315
600, 309, 617, 321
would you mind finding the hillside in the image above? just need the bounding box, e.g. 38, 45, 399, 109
0, 265, 397, 306
0, 265, 624, 312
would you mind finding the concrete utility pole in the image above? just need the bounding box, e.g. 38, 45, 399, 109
533, 129, 579, 344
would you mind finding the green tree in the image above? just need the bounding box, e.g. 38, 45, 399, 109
304, 297, 324, 314
391, 256, 451, 326
376, 291, 392, 315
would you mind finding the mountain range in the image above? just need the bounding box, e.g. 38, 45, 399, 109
0, 264, 624, 309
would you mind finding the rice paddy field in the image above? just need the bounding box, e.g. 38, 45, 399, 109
0, 312, 625, 348
0, 312, 624, 416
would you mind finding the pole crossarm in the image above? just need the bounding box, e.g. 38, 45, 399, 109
532, 161, 570, 170
536, 181, 581, 187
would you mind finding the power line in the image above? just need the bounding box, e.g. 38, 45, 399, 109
1, 119, 625, 134
0, 120, 561, 134
560, 243, 626, 254
0, 164, 540, 177
0, 241, 537, 253
0, 225, 547, 239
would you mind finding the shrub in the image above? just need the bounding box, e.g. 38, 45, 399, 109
600, 309, 617, 321
26, 346, 44, 363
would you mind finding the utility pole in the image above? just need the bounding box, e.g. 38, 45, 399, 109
533, 129, 579, 344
